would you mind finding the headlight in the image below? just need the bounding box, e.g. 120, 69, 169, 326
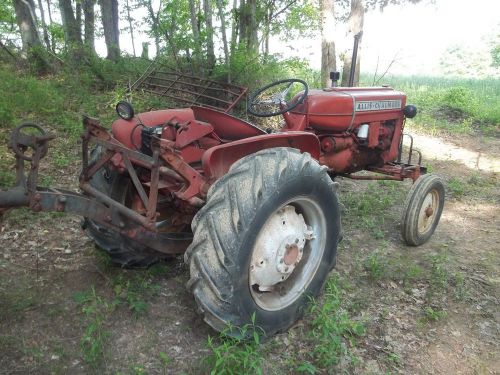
116, 101, 135, 120
403, 104, 417, 119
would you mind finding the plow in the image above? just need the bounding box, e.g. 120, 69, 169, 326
0, 67, 445, 336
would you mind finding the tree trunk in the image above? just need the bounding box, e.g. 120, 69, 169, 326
36, 0, 51, 50
203, 0, 215, 71
58, 0, 82, 46
13, 0, 41, 55
45, 0, 55, 52
100, 0, 120, 61
262, 0, 275, 57
141, 42, 149, 59
341, 0, 364, 87
320, 0, 336, 88
144, 0, 160, 56
125, 0, 136, 56
82, 0, 95, 52
75, 1, 82, 41
238, 0, 248, 46
230, 0, 238, 56
188, 0, 201, 72
188, 0, 200, 53
216, 0, 230, 78
248, 0, 258, 52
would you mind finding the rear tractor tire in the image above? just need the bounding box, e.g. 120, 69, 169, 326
185, 148, 341, 337
401, 174, 445, 246
82, 148, 169, 268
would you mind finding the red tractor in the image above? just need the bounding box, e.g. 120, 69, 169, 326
0, 70, 444, 337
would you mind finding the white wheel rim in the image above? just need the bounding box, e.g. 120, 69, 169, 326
417, 189, 440, 235
249, 197, 327, 311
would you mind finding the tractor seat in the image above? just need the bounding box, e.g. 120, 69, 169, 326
191, 106, 265, 141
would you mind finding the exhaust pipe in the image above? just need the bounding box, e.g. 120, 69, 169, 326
348, 31, 363, 87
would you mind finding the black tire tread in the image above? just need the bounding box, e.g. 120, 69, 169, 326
401, 173, 445, 246
185, 147, 336, 335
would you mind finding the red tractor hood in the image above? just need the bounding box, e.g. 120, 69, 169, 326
291, 87, 406, 132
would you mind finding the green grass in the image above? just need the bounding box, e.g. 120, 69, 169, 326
360, 74, 500, 135
341, 180, 406, 239
306, 276, 365, 370
203, 314, 265, 375
73, 287, 114, 368
422, 306, 447, 322
72, 265, 167, 369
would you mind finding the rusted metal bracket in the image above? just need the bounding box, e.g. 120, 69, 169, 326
0, 120, 193, 254
153, 137, 208, 205
337, 163, 426, 182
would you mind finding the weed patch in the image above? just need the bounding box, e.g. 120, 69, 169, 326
203, 314, 264, 375
306, 276, 365, 370
73, 287, 114, 368
112, 272, 159, 317
422, 306, 447, 322
341, 181, 405, 238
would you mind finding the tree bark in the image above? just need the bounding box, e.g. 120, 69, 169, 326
13, 0, 41, 55
215, 0, 230, 75
320, 0, 336, 88
248, 0, 258, 52
125, 0, 136, 56
203, 0, 215, 70
188, 0, 200, 51
188, 0, 201, 72
36, 0, 51, 50
262, 1, 275, 58
58, 0, 82, 46
238, 0, 246, 46
144, 0, 161, 55
100, 0, 120, 61
230, 0, 238, 56
75, 1, 82, 41
341, 0, 364, 87
45, 0, 55, 52
82, 0, 95, 52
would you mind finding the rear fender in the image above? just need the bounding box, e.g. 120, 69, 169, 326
202, 132, 320, 180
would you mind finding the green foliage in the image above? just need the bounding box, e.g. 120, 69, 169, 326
492, 45, 500, 67
442, 87, 477, 114
367, 74, 500, 135
448, 177, 466, 198
204, 314, 264, 375
269, 0, 320, 41
307, 276, 365, 369
295, 361, 318, 374
112, 272, 160, 318
0, 0, 15, 34
422, 306, 447, 322
429, 253, 449, 290
73, 288, 114, 368
0, 68, 64, 128
364, 249, 389, 280
159, 351, 172, 373
341, 181, 405, 238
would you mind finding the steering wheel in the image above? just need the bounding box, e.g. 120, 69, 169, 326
248, 78, 308, 117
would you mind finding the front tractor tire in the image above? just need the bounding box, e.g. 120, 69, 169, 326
401, 174, 445, 246
185, 148, 341, 336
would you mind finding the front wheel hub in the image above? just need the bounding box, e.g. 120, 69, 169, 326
250, 205, 312, 292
